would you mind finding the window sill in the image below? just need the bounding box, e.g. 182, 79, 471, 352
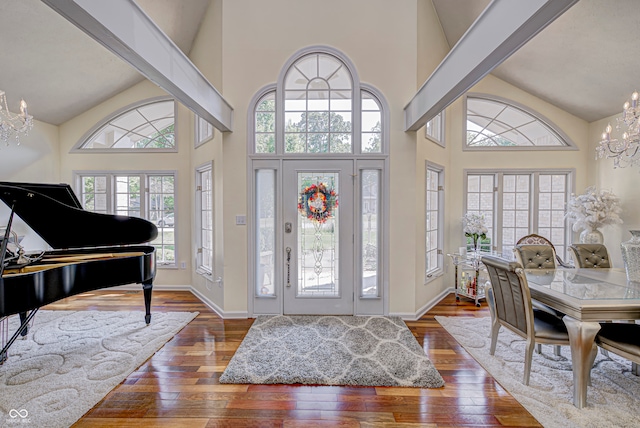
424, 269, 444, 285
158, 264, 178, 270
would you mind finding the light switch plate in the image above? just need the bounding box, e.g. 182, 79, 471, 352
236, 215, 246, 225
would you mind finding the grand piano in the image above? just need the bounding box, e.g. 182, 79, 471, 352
0, 181, 157, 363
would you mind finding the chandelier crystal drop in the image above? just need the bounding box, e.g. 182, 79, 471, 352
596, 90, 640, 168
0, 90, 33, 146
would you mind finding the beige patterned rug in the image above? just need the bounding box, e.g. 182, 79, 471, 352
437, 316, 640, 428
0, 310, 198, 428
220, 315, 444, 387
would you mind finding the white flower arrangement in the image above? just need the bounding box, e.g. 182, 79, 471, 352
462, 212, 488, 249
565, 186, 622, 232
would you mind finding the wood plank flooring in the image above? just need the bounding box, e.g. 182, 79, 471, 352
39, 290, 542, 427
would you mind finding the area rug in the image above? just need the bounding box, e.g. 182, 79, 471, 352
436, 316, 640, 428
219, 315, 444, 387
0, 310, 198, 428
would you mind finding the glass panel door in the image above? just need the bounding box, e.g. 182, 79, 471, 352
283, 160, 354, 314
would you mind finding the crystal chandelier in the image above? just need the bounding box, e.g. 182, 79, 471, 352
0, 90, 33, 146
596, 90, 640, 168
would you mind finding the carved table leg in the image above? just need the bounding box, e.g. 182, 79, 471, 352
563, 316, 600, 408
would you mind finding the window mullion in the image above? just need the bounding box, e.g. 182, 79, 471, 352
492, 173, 501, 254
531, 172, 540, 233
108, 174, 114, 214
141, 174, 147, 218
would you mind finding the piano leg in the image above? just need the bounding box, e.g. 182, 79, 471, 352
143, 281, 153, 324
1, 309, 38, 365
19, 312, 28, 336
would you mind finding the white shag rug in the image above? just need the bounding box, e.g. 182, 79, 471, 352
0, 310, 198, 428
436, 316, 640, 428
220, 315, 445, 388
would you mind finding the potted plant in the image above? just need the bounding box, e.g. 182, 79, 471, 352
565, 186, 622, 243
462, 212, 488, 252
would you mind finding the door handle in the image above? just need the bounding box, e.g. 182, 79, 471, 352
285, 247, 291, 287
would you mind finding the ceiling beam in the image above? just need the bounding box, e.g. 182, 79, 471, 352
404, 0, 578, 132
42, 0, 233, 132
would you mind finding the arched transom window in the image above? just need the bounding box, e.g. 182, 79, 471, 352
74, 98, 176, 151
284, 53, 352, 153
251, 48, 385, 155
465, 94, 573, 149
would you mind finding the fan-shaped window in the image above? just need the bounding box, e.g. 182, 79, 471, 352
284, 53, 353, 154
74, 98, 176, 152
465, 94, 574, 150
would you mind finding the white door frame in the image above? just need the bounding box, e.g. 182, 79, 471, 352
248, 157, 388, 317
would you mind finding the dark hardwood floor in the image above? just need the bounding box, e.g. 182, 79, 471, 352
39, 290, 541, 427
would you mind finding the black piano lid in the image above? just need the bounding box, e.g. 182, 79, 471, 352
0, 182, 158, 249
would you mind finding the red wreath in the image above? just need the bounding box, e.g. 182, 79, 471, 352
298, 183, 338, 224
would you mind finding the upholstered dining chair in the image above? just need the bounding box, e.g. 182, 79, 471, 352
513, 244, 557, 270
513, 244, 566, 323
481, 255, 570, 385
568, 244, 611, 268
591, 323, 640, 376
516, 233, 573, 268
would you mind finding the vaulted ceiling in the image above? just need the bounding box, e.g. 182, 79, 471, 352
432, 0, 640, 123
0, 0, 636, 126
0, 0, 209, 125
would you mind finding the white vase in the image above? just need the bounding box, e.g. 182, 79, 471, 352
579, 228, 603, 244
621, 230, 640, 282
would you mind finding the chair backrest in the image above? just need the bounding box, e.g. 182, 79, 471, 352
514, 244, 557, 269
481, 255, 534, 339
568, 244, 611, 268
517, 233, 555, 247
516, 233, 573, 267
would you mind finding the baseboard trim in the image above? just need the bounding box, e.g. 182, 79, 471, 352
389, 287, 454, 321
114, 284, 452, 321
114, 284, 192, 291
189, 287, 249, 319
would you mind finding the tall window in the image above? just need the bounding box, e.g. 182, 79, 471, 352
426, 163, 444, 281
196, 164, 213, 275
361, 169, 380, 296
73, 98, 176, 151
465, 171, 571, 259
255, 168, 276, 297
76, 172, 177, 266
195, 116, 213, 148
425, 111, 445, 147
465, 174, 495, 252
465, 94, 574, 149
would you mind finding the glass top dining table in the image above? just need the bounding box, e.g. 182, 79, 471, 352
524, 267, 640, 408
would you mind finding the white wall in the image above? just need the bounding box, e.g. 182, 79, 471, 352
0, 119, 59, 183
188, 0, 226, 310
590, 114, 638, 268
